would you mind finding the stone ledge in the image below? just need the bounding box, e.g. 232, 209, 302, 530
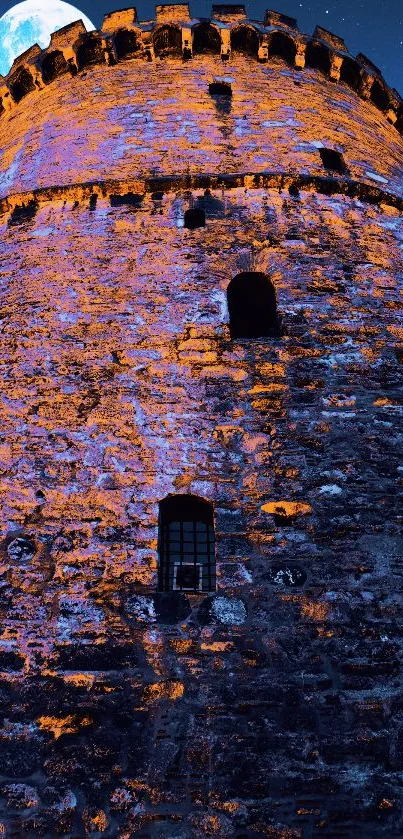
1, 171, 403, 220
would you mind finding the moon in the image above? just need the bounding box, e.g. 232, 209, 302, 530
0, 0, 95, 77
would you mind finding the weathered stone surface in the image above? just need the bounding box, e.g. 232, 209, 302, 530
0, 5, 402, 838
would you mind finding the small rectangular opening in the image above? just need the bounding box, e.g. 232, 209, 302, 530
319, 148, 346, 174
173, 563, 202, 591
209, 80, 232, 96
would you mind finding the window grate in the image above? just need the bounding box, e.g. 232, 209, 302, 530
158, 495, 216, 592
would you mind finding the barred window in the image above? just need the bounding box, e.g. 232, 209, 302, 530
158, 495, 216, 593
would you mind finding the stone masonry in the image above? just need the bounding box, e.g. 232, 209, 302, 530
0, 4, 402, 837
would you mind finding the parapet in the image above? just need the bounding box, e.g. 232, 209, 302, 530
313, 25, 347, 52
156, 3, 190, 21
264, 10, 298, 30
0, 2, 401, 135
212, 5, 247, 22
50, 20, 88, 50
9, 43, 42, 71
102, 8, 138, 32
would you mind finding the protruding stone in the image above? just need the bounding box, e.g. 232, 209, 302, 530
266, 565, 307, 587
7, 538, 36, 563
211, 596, 247, 625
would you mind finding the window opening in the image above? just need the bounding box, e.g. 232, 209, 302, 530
268, 31, 296, 65
153, 25, 182, 56
184, 208, 205, 229
76, 37, 105, 70
370, 79, 390, 111
41, 50, 68, 83
339, 56, 362, 92
231, 26, 259, 56
319, 148, 346, 173
158, 495, 216, 593
10, 68, 35, 102
193, 23, 221, 54
305, 41, 331, 75
209, 80, 232, 96
227, 272, 280, 339
115, 29, 140, 60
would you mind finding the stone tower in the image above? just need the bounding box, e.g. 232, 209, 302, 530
0, 4, 402, 837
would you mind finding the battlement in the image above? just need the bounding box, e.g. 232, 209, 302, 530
0, 3, 401, 134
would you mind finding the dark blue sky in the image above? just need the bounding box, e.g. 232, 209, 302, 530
0, 0, 402, 91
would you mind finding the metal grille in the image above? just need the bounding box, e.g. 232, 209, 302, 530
158, 495, 216, 593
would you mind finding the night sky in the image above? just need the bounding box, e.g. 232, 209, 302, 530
0, 0, 402, 91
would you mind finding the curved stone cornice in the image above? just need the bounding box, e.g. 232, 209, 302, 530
2, 171, 403, 223
0, 4, 401, 134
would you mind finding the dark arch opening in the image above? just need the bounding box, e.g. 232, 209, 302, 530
153, 25, 182, 57
114, 28, 140, 60
339, 56, 362, 93
231, 25, 259, 56
158, 494, 215, 593
370, 79, 390, 111
305, 41, 332, 75
9, 68, 35, 103
227, 272, 280, 339
268, 31, 296, 65
76, 36, 105, 70
193, 23, 221, 55
41, 50, 68, 83
184, 208, 206, 229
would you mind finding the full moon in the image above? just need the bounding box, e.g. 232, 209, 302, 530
0, 0, 95, 76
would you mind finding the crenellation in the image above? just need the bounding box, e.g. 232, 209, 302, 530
102, 7, 138, 31
264, 9, 298, 29
313, 25, 348, 52
356, 51, 382, 76
0, 77, 13, 112
212, 3, 247, 22
156, 2, 191, 22
294, 38, 306, 69
359, 67, 375, 100
0, 8, 399, 132
49, 19, 88, 49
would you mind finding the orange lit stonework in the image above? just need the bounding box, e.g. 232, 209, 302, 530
0, 4, 402, 837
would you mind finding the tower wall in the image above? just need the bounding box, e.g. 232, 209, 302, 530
1, 55, 403, 200
0, 7, 402, 838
